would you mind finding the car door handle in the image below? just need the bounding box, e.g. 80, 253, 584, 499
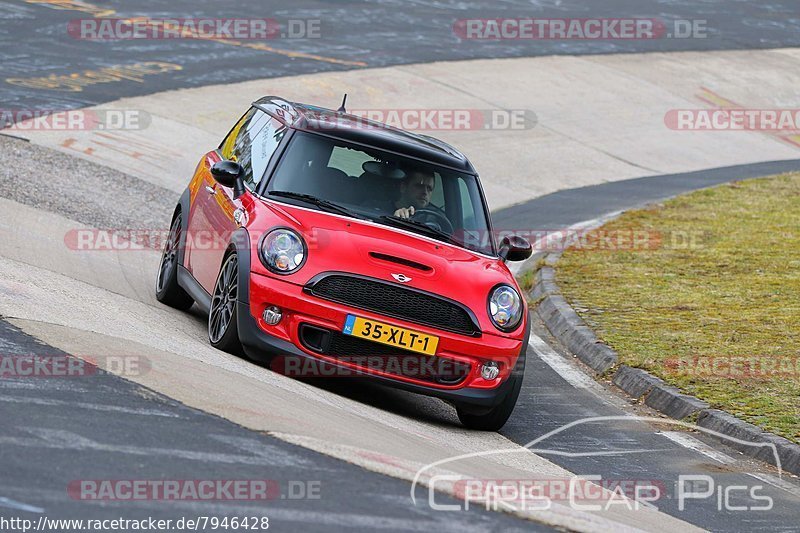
205, 185, 216, 195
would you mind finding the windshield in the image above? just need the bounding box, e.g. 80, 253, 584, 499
265, 131, 494, 255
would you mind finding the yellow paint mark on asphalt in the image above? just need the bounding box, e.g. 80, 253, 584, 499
215, 39, 367, 67
121, 17, 367, 68
696, 87, 741, 109
695, 86, 800, 151
6, 62, 182, 92
24, 0, 115, 17
782, 135, 800, 148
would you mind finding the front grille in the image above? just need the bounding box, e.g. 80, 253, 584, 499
305, 274, 479, 336
298, 324, 471, 385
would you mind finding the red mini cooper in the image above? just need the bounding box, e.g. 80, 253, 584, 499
155, 97, 533, 430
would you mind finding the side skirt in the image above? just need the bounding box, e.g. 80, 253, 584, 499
177, 266, 211, 314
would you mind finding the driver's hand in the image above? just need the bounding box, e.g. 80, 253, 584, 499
393, 206, 415, 219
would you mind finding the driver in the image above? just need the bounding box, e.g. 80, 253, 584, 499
393, 169, 435, 219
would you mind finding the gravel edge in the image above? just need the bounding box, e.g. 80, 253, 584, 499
0, 135, 176, 230
529, 253, 800, 476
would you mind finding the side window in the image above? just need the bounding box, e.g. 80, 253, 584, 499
220, 108, 286, 189
457, 177, 476, 229
220, 108, 254, 160
430, 173, 445, 208
232, 111, 268, 186
246, 117, 287, 188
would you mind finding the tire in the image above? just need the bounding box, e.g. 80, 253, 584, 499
242, 346, 274, 364
208, 252, 244, 356
456, 356, 526, 431
155, 213, 194, 310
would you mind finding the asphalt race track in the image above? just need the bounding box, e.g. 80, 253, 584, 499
2, 0, 800, 111
2, 0, 800, 531
0, 320, 540, 532
492, 159, 800, 230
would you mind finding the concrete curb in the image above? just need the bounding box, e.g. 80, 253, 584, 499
530, 254, 800, 476
534, 264, 617, 373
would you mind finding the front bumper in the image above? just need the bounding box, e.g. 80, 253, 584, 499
237, 271, 529, 408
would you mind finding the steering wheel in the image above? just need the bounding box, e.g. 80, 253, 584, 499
412, 207, 454, 235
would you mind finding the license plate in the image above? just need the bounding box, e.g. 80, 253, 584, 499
343, 315, 439, 356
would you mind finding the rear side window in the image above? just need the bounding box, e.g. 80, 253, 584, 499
220, 108, 287, 188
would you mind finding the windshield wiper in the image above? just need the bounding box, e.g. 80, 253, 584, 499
268, 191, 366, 220
378, 215, 462, 247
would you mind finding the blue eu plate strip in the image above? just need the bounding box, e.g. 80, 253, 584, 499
343, 314, 356, 335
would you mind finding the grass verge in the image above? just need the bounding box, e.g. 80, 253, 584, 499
556, 173, 800, 442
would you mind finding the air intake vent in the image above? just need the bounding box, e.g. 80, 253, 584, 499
369, 252, 432, 272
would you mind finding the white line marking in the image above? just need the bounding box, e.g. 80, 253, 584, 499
657, 430, 800, 498
531, 338, 800, 497
0, 497, 44, 513
658, 431, 736, 464
747, 472, 800, 499
0, 380, 88, 392
0, 429, 309, 467
528, 334, 609, 396
0, 395, 180, 418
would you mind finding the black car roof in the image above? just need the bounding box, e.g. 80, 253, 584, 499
252, 96, 476, 173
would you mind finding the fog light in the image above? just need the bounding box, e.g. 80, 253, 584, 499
480, 361, 500, 380
262, 306, 282, 325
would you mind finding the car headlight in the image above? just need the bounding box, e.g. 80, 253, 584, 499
259, 228, 306, 274
488, 285, 523, 331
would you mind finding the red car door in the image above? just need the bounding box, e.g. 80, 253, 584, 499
185, 149, 240, 294
185, 108, 286, 294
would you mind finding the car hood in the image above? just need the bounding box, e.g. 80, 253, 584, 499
251, 199, 522, 332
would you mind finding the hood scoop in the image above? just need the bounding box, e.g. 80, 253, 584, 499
369, 252, 433, 272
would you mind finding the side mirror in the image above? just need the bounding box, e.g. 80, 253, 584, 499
499, 235, 533, 262
211, 160, 246, 199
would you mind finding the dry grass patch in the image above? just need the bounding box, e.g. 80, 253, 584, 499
557, 173, 800, 441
